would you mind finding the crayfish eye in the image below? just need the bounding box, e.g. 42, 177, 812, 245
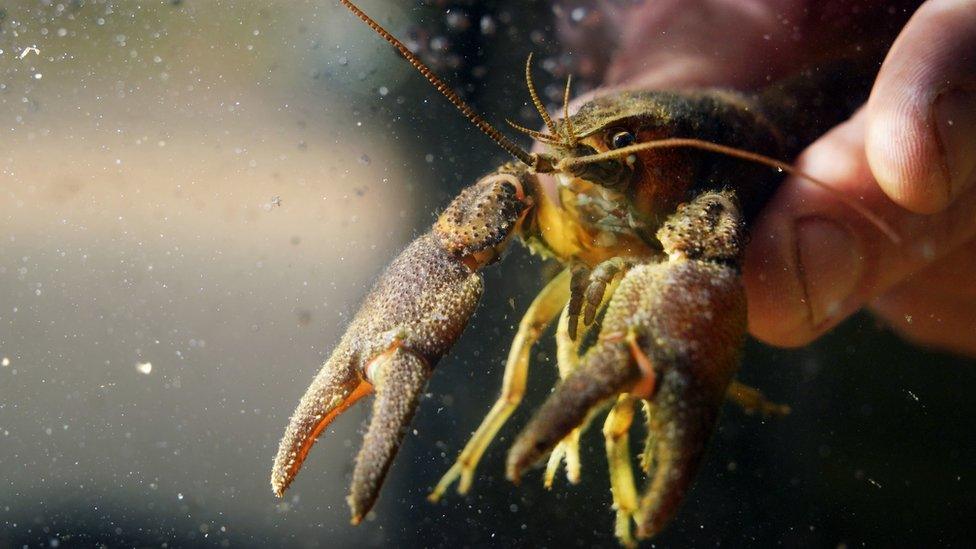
610, 130, 636, 150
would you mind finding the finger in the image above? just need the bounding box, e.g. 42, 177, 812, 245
745, 108, 976, 347
874, 234, 976, 298
601, 0, 807, 90
871, 238, 976, 356
866, 0, 976, 214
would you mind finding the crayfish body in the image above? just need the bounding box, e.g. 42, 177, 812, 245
271, 1, 872, 545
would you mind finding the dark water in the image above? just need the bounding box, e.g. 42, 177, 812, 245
2, 1, 973, 547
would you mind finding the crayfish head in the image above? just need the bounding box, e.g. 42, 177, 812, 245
551, 142, 636, 191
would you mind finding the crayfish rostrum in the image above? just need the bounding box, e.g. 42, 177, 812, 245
270, 1, 894, 545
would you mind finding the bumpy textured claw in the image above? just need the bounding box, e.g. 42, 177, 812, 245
507, 191, 748, 541
271, 234, 483, 521
506, 334, 639, 482
271, 344, 372, 498
348, 346, 430, 523
272, 171, 528, 524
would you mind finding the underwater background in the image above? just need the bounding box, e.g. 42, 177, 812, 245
1, 1, 973, 547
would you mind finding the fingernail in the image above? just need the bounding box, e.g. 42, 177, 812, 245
933, 88, 976, 200
795, 217, 863, 326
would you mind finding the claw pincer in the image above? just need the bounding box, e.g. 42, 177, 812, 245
271, 174, 528, 523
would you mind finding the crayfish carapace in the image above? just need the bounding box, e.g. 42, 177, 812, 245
270, 1, 896, 545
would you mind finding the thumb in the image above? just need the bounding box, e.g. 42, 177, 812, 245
744, 108, 976, 347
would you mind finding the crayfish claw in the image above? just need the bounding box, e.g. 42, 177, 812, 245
506, 343, 640, 483
349, 347, 430, 524
634, 375, 724, 540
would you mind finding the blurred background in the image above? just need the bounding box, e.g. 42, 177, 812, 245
1, 1, 973, 547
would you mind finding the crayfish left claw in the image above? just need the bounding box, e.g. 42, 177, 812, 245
509, 191, 751, 543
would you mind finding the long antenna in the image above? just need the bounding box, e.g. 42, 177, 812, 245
338, 0, 535, 167
557, 138, 901, 244
525, 53, 558, 136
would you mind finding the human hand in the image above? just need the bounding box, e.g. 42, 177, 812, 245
567, 0, 976, 355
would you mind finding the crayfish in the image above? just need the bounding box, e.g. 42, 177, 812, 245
270, 1, 897, 545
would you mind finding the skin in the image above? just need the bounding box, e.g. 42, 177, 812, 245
559, 0, 976, 355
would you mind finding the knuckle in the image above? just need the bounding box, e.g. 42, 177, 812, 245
434, 174, 527, 259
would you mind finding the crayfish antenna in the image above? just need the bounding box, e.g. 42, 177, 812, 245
562, 74, 579, 146
337, 0, 537, 167
556, 138, 901, 245
525, 52, 560, 138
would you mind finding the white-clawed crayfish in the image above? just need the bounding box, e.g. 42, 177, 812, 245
270, 1, 898, 545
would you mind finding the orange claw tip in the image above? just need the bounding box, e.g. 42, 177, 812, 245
270, 379, 374, 498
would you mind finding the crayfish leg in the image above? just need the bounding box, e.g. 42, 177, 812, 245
727, 381, 791, 417
544, 305, 585, 488
429, 268, 570, 501
604, 395, 640, 548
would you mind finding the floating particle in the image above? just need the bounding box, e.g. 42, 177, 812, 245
429, 36, 449, 53
136, 361, 153, 375
445, 10, 471, 32
1, 357, 9, 367
479, 15, 496, 36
